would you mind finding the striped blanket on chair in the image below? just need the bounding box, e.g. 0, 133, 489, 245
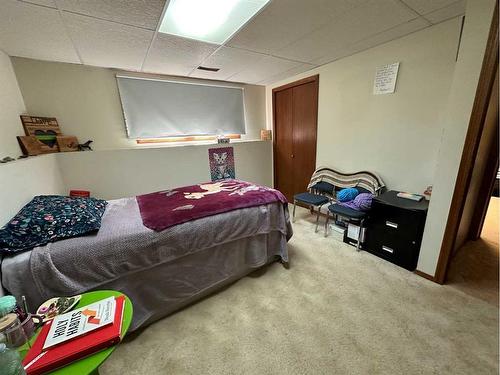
307, 166, 385, 196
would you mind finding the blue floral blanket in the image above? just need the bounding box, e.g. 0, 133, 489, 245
0, 195, 107, 254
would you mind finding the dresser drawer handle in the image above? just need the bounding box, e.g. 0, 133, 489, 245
382, 245, 394, 254
385, 221, 398, 229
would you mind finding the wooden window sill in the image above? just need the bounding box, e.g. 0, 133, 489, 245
136, 134, 241, 144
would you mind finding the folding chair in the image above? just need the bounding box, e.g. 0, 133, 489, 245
292, 181, 335, 233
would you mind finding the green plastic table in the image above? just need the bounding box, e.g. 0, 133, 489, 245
20, 290, 133, 375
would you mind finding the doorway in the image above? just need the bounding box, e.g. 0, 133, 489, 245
447, 73, 498, 303
434, 2, 498, 297
447, 191, 499, 305
272, 75, 319, 201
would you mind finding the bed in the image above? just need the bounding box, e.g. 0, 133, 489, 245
1, 181, 292, 331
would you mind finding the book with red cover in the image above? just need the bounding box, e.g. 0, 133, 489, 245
23, 296, 125, 375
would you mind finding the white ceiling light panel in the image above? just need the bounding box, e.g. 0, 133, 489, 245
159, 0, 270, 44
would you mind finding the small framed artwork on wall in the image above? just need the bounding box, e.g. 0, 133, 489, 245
208, 147, 236, 181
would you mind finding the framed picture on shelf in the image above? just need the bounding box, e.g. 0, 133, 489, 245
17, 136, 42, 156
20, 115, 61, 153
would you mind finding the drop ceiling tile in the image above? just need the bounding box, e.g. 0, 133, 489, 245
312, 17, 431, 66
227, 0, 369, 54
275, 0, 419, 63
308, 48, 356, 67
227, 56, 302, 84
352, 17, 431, 48
0, 0, 79, 62
143, 34, 218, 76
19, 0, 56, 7
55, 0, 166, 30
400, 0, 460, 15
423, 0, 465, 24
257, 63, 317, 85
63, 13, 153, 70
189, 47, 267, 81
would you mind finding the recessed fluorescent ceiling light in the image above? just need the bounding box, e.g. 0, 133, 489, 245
159, 0, 270, 44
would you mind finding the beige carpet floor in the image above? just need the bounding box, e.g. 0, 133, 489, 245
101, 207, 499, 375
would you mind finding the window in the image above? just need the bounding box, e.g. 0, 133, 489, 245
116, 76, 246, 139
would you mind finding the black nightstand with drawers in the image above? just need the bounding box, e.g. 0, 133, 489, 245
365, 190, 429, 271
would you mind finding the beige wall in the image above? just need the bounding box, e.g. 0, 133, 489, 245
266, 18, 461, 194
0, 50, 26, 158
1, 58, 271, 223
0, 140, 272, 225
11, 58, 266, 150
0, 154, 65, 226
265, 1, 495, 277
0, 153, 63, 295
417, 0, 496, 276
56, 141, 272, 200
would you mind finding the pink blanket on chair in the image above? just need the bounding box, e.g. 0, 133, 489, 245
136, 179, 287, 231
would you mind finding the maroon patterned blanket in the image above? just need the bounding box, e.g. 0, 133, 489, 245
136, 180, 288, 231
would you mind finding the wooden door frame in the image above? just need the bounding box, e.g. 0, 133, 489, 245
272, 74, 319, 189
433, 2, 498, 284
468, 82, 499, 240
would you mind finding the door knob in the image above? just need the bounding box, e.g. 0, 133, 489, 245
291, 154, 295, 158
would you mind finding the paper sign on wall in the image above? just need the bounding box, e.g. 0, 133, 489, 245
373, 62, 400, 95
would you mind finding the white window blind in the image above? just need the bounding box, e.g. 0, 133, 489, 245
116, 76, 246, 138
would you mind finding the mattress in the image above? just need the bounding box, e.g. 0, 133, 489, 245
1, 197, 292, 330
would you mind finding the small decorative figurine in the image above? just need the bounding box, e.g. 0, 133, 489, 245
78, 140, 93, 151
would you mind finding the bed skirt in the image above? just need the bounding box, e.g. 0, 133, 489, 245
106, 231, 287, 330
2, 217, 291, 331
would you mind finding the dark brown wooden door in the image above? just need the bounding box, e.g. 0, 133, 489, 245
273, 75, 319, 201
274, 88, 294, 200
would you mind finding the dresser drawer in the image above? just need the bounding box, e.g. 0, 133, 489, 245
369, 218, 420, 248
368, 239, 419, 270
370, 203, 424, 243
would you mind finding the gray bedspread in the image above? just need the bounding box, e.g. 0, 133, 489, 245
2, 197, 292, 330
